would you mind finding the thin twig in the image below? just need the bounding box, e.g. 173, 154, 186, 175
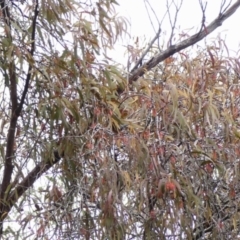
129, 0, 240, 83
167, 0, 183, 46
197, 0, 207, 35
0, 150, 62, 224
16, 0, 39, 116
130, 26, 161, 73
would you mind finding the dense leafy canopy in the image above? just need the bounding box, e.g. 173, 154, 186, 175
0, 0, 240, 239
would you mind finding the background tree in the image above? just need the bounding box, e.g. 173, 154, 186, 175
0, 0, 240, 239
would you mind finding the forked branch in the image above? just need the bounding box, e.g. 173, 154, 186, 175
5, 151, 61, 217
0, 0, 39, 234
129, 0, 240, 83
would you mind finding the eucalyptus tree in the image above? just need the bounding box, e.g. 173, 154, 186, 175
0, 0, 240, 239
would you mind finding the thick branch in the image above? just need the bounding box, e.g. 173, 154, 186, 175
0, 0, 17, 200
0, 151, 61, 223
0, 0, 11, 28
16, 0, 39, 116
0, 0, 39, 234
129, 0, 240, 83
130, 27, 161, 73
1, 0, 39, 197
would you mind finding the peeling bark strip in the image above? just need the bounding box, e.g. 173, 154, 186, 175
0, 0, 39, 235
129, 0, 240, 83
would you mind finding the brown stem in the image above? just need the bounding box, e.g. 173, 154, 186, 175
0, 151, 62, 231
129, 0, 240, 83
0, 1, 17, 199
0, 0, 39, 235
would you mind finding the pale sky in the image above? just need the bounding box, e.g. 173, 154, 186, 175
112, 0, 240, 63
2, 0, 240, 236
